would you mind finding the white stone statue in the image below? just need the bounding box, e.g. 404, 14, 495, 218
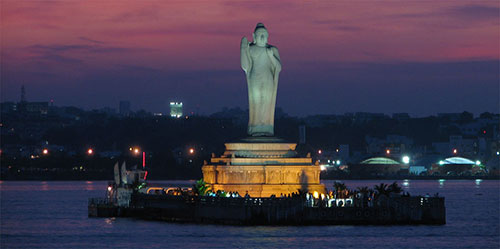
241, 23, 282, 136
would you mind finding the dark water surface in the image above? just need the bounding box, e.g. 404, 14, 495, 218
1, 180, 499, 248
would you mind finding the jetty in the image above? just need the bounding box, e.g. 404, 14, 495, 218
88, 174, 445, 225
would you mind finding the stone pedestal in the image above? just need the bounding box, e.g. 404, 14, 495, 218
202, 139, 326, 197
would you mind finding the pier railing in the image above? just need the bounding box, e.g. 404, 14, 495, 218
135, 193, 443, 210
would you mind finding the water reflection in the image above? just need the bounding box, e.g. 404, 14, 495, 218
438, 179, 445, 188
41, 181, 49, 191
475, 179, 482, 188
86, 181, 95, 191
402, 179, 410, 189
104, 217, 116, 225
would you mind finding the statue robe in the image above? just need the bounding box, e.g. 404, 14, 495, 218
243, 44, 280, 136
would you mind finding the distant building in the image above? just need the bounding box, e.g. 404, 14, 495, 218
99, 107, 116, 115
338, 144, 350, 161
170, 102, 183, 118
23, 102, 49, 115
348, 157, 407, 176
366, 135, 413, 156
119, 101, 131, 116
299, 125, 306, 144
1, 102, 17, 113
437, 113, 464, 122
409, 166, 427, 175
432, 135, 485, 158
392, 113, 410, 121
303, 115, 341, 127
352, 112, 388, 124
429, 156, 485, 176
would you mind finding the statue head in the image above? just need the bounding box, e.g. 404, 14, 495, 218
253, 23, 268, 47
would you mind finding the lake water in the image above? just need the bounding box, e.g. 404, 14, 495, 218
1, 180, 499, 248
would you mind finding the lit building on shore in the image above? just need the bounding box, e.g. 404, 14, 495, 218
169, 102, 183, 118
348, 157, 407, 176
429, 157, 485, 176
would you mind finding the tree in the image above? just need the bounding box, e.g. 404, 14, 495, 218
193, 179, 210, 196
388, 181, 402, 194
333, 181, 348, 198
374, 183, 389, 197
356, 186, 370, 195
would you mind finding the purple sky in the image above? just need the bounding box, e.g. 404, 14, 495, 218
1, 1, 499, 116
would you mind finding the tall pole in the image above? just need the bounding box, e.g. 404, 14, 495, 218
142, 152, 146, 169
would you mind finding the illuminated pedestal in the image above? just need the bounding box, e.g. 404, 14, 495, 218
202, 139, 326, 197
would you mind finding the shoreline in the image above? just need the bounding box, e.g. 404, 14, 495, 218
1, 176, 499, 181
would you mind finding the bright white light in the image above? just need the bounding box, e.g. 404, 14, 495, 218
402, 156, 410, 164
475, 160, 481, 165
439, 160, 444, 165
320, 165, 326, 171
402, 179, 409, 187
336, 160, 341, 165
107, 186, 112, 192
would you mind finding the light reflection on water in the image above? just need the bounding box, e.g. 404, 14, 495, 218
0, 180, 499, 249
85, 181, 95, 191
402, 179, 410, 189
439, 179, 445, 188
475, 179, 483, 188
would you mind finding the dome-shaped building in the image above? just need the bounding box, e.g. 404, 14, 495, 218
430, 156, 484, 176
348, 157, 406, 177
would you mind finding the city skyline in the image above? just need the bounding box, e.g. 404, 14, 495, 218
1, 1, 499, 116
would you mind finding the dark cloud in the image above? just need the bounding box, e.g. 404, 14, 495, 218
386, 3, 499, 26
448, 4, 500, 21
79, 37, 106, 44
313, 19, 364, 32
108, 6, 161, 23
28, 44, 93, 53
27, 44, 153, 54
39, 54, 83, 64
23, 44, 156, 67
105, 26, 242, 37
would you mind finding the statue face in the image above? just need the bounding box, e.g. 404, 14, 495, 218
253, 29, 268, 47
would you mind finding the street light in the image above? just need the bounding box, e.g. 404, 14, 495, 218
42, 149, 49, 155
318, 150, 322, 154
386, 149, 390, 155
402, 156, 410, 164
189, 148, 195, 154
453, 149, 457, 154
87, 148, 93, 155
